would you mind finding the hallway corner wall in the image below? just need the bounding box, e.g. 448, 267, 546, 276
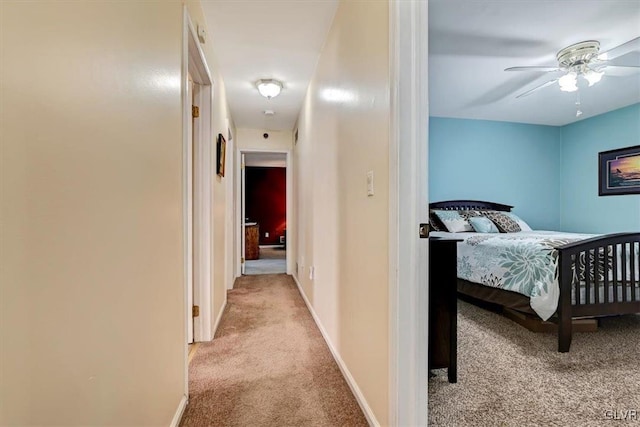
293, 0, 391, 424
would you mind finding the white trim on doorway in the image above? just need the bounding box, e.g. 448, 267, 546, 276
181, 5, 215, 404
234, 148, 293, 285
388, 1, 430, 426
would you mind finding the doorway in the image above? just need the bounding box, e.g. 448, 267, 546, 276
183, 8, 214, 361
236, 150, 292, 279
244, 152, 287, 275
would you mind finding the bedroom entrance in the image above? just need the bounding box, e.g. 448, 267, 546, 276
238, 151, 291, 276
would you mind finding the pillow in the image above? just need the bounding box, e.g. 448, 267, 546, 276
480, 211, 521, 233
504, 212, 532, 231
469, 216, 499, 233
433, 210, 479, 233
429, 210, 447, 232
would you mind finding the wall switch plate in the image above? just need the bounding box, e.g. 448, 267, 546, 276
265, 232, 269, 238
367, 171, 374, 196
309, 266, 314, 280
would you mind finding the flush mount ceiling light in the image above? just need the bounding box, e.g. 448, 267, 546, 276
256, 79, 283, 99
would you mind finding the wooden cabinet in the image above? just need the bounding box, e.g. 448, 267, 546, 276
429, 237, 461, 383
245, 223, 260, 260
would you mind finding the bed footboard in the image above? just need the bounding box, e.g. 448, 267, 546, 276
557, 233, 640, 352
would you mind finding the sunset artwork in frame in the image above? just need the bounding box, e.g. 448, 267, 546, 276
599, 145, 640, 196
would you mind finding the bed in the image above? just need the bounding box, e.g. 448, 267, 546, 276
429, 199, 640, 352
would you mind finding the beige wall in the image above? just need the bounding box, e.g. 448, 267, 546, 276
293, 0, 390, 424
0, 1, 233, 424
236, 128, 293, 151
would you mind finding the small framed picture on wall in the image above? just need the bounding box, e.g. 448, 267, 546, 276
599, 145, 640, 196
216, 133, 226, 177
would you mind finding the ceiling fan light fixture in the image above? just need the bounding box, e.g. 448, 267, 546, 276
559, 72, 578, 92
256, 79, 283, 99
584, 69, 604, 86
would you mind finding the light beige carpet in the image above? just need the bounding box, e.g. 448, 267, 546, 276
429, 300, 640, 426
245, 247, 287, 275
180, 274, 367, 427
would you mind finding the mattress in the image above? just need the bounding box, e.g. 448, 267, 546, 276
430, 230, 627, 320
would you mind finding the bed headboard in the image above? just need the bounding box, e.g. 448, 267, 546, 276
429, 200, 513, 212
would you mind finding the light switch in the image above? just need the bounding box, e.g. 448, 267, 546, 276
367, 171, 374, 196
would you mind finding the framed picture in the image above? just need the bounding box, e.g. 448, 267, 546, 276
599, 145, 640, 196
216, 133, 226, 177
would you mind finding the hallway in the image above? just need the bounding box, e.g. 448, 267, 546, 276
180, 274, 367, 426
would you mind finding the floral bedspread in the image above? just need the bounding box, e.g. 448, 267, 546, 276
431, 231, 595, 320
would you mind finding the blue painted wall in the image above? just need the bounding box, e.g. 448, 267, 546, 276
429, 104, 640, 233
429, 117, 562, 230
560, 103, 640, 233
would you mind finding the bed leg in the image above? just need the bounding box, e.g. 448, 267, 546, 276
558, 316, 572, 352
557, 251, 573, 353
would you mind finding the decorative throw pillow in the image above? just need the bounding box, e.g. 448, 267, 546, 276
429, 210, 447, 232
481, 211, 521, 233
504, 212, 532, 231
469, 216, 499, 233
433, 210, 479, 233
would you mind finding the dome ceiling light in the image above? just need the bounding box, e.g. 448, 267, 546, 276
256, 79, 283, 99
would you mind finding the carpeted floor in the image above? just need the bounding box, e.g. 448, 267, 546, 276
429, 299, 640, 426
245, 247, 287, 275
180, 274, 367, 427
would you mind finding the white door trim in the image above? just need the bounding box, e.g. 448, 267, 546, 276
182, 6, 214, 401
388, 1, 429, 426
234, 148, 293, 284
240, 153, 246, 276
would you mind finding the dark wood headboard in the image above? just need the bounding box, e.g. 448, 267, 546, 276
429, 200, 513, 212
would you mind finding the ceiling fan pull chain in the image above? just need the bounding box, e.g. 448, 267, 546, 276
575, 91, 583, 117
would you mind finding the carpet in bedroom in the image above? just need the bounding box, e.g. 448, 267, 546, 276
180, 273, 367, 427
429, 299, 640, 426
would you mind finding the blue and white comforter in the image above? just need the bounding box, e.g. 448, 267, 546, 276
431, 230, 595, 320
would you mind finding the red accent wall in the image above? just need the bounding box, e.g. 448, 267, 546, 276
245, 167, 286, 245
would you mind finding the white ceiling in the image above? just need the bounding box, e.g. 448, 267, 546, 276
429, 0, 640, 126
202, 1, 639, 129
201, 0, 339, 131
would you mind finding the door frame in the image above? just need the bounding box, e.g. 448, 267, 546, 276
388, 1, 429, 426
182, 6, 214, 397
234, 148, 293, 283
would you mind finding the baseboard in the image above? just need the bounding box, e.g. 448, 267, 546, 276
170, 394, 188, 427
292, 275, 379, 427
212, 297, 227, 337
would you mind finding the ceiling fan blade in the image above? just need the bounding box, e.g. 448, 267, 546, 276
604, 64, 640, 69
505, 66, 560, 72
599, 36, 640, 60
515, 79, 558, 98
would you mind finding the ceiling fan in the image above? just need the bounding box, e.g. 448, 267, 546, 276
506, 37, 640, 100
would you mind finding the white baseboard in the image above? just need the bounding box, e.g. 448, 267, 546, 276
292, 275, 379, 427
170, 394, 188, 427
212, 297, 227, 337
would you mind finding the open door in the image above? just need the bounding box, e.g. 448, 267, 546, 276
186, 74, 194, 344
241, 153, 246, 275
